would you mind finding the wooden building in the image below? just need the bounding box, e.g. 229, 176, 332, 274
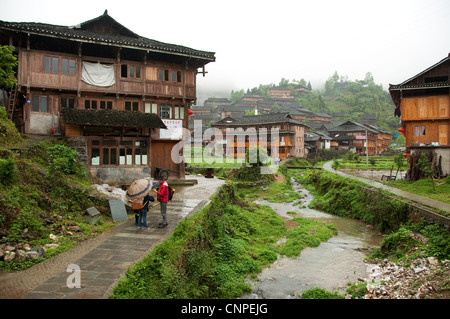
389, 53, 449, 177
212, 112, 309, 160
0, 11, 215, 185
389, 54, 449, 148
327, 120, 378, 155
364, 124, 392, 153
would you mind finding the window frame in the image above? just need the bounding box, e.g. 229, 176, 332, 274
89, 138, 149, 167
32, 95, 48, 113
125, 100, 140, 112
83, 98, 114, 110
122, 63, 142, 79
158, 68, 182, 83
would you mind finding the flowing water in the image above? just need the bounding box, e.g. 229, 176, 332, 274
243, 178, 383, 299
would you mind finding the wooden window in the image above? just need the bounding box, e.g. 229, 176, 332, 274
100, 100, 113, 109
145, 103, 158, 114
173, 105, 185, 119
44, 56, 59, 73
160, 104, 171, 119
125, 101, 140, 111
52, 57, 59, 73
61, 97, 75, 108
121, 64, 141, 78
85, 98, 114, 110
61, 58, 76, 75
179, 106, 185, 119
171, 71, 181, 82
32, 95, 48, 113
121, 65, 128, 78
90, 139, 147, 167
414, 125, 426, 136
130, 66, 141, 78
159, 69, 181, 82
152, 103, 158, 114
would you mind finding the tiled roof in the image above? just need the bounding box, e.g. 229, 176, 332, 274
389, 55, 450, 89
61, 108, 167, 129
328, 120, 377, 134
215, 112, 309, 127
0, 12, 215, 62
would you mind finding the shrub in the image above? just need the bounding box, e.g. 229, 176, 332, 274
47, 144, 81, 175
0, 157, 17, 185
302, 287, 344, 299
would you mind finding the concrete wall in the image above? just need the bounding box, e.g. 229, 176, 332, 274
28, 113, 59, 135
410, 146, 450, 176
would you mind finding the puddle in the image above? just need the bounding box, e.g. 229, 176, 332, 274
243, 178, 382, 299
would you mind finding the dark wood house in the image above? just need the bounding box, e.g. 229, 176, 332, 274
212, 112, 309, 160
0, 11, 215, 185
389, 53, 449, 178
327, 120, 378, 155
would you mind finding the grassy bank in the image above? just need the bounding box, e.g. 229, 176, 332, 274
0, 107, 115, 270
293, 169, 410, 233
288, 167, 450, 263
332, 153, 450, 205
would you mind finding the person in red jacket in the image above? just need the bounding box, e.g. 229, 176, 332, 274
152, 177, 169, 228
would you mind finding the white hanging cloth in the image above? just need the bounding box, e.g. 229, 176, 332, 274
81, 61, 115, 87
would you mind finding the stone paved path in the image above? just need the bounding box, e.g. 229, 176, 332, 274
24, 199, 206, 299
0, 176, 225, 299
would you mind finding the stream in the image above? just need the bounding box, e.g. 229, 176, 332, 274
243, 178, 383, 299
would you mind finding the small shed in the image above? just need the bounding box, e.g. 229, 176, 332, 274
84, 207, 101, 224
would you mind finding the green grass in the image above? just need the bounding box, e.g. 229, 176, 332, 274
387, 176, 450, 206
338, 155, 406, 171
326, 153, 449, 206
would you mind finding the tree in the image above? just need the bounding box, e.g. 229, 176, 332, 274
230, 89, 244, 103
0, 45, 18, 107
364, 72, 374, 85
417, 153, 436, 191
0, 45, 17, 89
331, 159, 340, 172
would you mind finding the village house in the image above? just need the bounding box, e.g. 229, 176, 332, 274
364, 123, 392, 154
204, 97, 232, 108
389, 53, 449, 177
304, 131, 332, 155
327, 120, 379, 155
0, 11, 215, 185
269, 86, 293, 99
212, 112, 309, 160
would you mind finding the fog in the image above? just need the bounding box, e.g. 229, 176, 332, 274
1, 0, 449, 105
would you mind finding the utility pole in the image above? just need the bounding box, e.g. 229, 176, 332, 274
365, 129, 368, 166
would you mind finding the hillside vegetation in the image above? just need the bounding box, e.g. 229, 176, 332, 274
0, 106, 113, 270
232, 72, 398, 133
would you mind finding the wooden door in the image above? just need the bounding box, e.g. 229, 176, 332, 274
439, 124, 449, 145
151, 140, 182, 179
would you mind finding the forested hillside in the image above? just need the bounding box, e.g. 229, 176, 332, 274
231, 72, 399, 133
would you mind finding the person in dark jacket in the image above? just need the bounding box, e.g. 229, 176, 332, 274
136, 194, 154, 230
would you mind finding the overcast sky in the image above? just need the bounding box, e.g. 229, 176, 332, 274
1, 0, 450, 103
